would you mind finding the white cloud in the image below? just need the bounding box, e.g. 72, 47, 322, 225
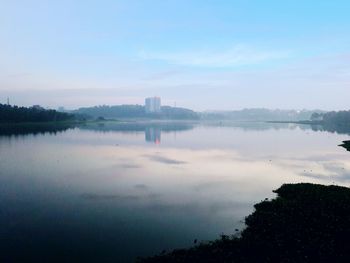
139, 44, 290, 67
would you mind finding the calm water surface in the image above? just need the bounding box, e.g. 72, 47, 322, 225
1, 122, 349, 262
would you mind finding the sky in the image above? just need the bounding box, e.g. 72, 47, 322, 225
0, 0, 349, 110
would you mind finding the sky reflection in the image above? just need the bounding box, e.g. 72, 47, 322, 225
0, 122, 350, 262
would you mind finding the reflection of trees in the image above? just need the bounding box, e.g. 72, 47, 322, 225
310, 123, 350, 136
202, 120, 350, 139
0, 122, 196, 139
79, 122, 195, 144
79, 122, 194, 133
202, 121, 298, 131
82, 121, 350, 135
0, 123, 74, 137
3, 120, 350, 141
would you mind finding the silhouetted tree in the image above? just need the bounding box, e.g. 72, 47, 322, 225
0, 104, 74, 123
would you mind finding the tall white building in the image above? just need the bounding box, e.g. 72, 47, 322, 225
145, 97, 161, 113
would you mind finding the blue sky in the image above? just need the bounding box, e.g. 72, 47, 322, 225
1, 0, 349, 110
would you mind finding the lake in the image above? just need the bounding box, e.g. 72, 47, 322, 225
1, 121, 349, 262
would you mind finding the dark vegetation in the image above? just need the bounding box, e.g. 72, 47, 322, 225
0, 104, 75, 123
0, 123, 74, 136
73, 105, 200, 120
311, 111, 350, 127
340, 140, 350, 152
321, 111, 350, 126
138, 183, 350, 263
307, 111, 350, 135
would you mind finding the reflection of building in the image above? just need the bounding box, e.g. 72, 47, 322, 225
145, 127, 161, 144
145, 97, 161, 113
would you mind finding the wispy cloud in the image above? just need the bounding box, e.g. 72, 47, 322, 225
139, 44, 290, 67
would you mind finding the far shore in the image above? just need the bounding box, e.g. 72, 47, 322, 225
266, 120, 323, 125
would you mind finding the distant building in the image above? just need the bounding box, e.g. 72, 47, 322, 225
145, 97, 161, 113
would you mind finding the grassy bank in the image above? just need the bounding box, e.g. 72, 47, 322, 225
138, 183, 350, 262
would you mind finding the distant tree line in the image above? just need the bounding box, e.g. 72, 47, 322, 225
311, 111, 350, 127
201, 108, 323, 121
0, 104, 74, 123
73, 105, 200, 120
158, 106, 199, 120
322, 111, 350, 126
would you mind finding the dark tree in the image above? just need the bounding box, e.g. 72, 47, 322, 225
0, 104, 74, 123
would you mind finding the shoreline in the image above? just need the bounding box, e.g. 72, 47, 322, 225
138, 183, 350, 263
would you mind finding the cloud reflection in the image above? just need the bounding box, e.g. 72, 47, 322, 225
144, 154, 187, 165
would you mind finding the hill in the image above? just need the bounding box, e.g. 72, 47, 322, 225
72, 105, 200, 120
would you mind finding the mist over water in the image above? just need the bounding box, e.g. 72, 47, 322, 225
1, 122, 350, 262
